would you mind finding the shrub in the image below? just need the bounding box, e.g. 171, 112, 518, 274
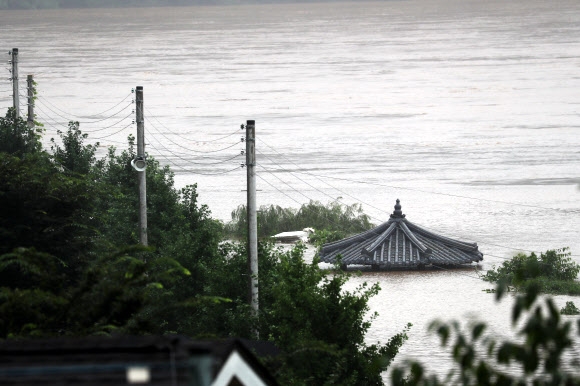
560, 301, 580, 315
482, 248, 580, 294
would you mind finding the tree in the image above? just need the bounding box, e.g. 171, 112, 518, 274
0, 108, 43, 156
0, 245, 191, 338
391, 281, 580, 385
225, 200, 374, 240
482, 248, 580, 295
258, 243, 410, 385
1, 106, 410, 384
0, 112, 99, 284
50, 121, 99, 176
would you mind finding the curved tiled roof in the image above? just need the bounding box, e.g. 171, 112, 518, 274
319, 199, 483, 269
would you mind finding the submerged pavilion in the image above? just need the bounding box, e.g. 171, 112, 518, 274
318, 199, 483, 270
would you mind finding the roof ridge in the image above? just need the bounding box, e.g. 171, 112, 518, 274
320, 220, 392, 254
362, 222, 398, 256
405, 220, 479, 252
399, 221, 429, 253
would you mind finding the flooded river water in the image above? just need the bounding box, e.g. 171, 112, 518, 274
1, 0, 579, 380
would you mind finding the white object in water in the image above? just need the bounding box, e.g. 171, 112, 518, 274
272, 228, 314, 243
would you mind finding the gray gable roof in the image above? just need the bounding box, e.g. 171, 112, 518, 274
319, 200, 483, 269
0, 336, 279, 386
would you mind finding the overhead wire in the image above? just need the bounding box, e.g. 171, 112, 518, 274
256, 173, 381, 236
292, 170, 578, 214
256, 136, 580, 257
258, 150, 390, 226
146, 127, 243, 166
35, 97, 77, 123
257, 164, 390, 239
145, 136, 243, 176
259, 137, 390, 216
34, 103, 70, 130
260, 166, 570, 277
33, 91, 133, 120
431, 264, 483, 281
145, 115, 242, 154
79, 111, 134, 133
257, 166, 542, 278
257, 137, 575, 214
91, 122, 134, 140
35, 96, 133, 128
145, 107, 242, 144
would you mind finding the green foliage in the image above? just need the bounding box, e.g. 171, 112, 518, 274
482, 248, 580, 294
0, 104, 408, 384
308, 228, 348, 247
257, 243, 410, 385
391, 282, 580, 385
560, 301, 580, 316
0, 150, 98, 283
51, 121, 99, 175
169, 239, 410, 384
0, 108, 43, 157
0, 246, 191, 338
225, 200, 374, 240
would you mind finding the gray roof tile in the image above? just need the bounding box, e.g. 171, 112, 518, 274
319, 199, 483, 269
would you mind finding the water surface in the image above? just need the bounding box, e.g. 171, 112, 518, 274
1, 0, 579, 380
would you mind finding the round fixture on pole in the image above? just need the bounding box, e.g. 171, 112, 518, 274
131, 156, 147, 172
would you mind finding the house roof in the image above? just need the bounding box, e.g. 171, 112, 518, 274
0, 335, 278, 386
319, 199, 483, 269
208, 339, 279, 386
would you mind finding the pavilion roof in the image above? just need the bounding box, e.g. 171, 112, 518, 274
319, 199, 483, 269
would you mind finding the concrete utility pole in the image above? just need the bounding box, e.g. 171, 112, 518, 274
135, 86, 148, 246
26, 75, 34, 128
11, 48, 19, 117
246, 120, 259, 320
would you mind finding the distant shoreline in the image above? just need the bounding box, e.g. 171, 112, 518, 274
0, 0, 401, 11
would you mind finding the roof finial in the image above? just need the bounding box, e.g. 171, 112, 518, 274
390, 199, 405, 219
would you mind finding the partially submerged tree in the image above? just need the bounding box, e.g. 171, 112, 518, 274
226, 200, 374, 241
482, 248, 580, 295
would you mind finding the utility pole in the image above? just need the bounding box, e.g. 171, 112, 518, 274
246, 120, 259, 321
11, 48, 19, 117
135, 86, 148, 246
26, 75, 34, 128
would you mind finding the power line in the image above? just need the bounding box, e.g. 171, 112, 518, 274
33, 92, 133, 120
81, 111, 134, 133
295, 170, 579, 215
256, 173, 378, 236
145, 107, 243, 144
258, 150, 390, 226
147, 132, 242, 165
256, 139, 579, 257
34, 103, 69, 129
258, 137, 576, 215
146, 127, 243, 166
258, 138, 393, 217
35, 97, 77, 123
259, 166, 575, 273
35, 96, 133, 127
145, 117, 241, 154
431, 264, 483, 281
91, 122, 134, 140
145, 138, 243, 176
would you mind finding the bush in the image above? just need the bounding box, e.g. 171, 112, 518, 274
482, 248, 580, 294
560, 301, 580, 315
